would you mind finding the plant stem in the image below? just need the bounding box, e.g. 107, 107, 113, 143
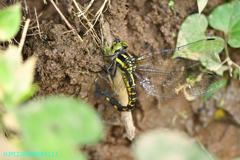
224, 35, 229, 58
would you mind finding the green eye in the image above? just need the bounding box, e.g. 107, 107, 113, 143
121, 41, 128, 49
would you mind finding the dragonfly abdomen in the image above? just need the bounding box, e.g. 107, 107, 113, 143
121, 71, 137, 111
114, 51, 138, 111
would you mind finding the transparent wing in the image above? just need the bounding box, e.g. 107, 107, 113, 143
136, 38, 224, 71
95, 72, 127, 101
135, 69, 222, 98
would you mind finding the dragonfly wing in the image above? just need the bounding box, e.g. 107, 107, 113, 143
136, 48, 198, 71
135, 69, 222, 98
135, 38, 224, 71
174, 38, 224, 62
95, 73, 126, 100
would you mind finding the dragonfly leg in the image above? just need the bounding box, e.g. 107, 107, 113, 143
104, 54, 115, 57
90, 63, 108, 73
107, 57, 116, 71
112, 62, 119, 77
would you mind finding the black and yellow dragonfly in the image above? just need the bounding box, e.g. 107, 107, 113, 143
95, 38, 224, 111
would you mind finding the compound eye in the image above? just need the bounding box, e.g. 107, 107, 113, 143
114, 39, 120, 43
121, 41, 128, 49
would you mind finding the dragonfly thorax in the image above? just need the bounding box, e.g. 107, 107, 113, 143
116, 52, 137, 73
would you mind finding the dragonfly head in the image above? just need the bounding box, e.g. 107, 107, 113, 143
111, 39, 128, 54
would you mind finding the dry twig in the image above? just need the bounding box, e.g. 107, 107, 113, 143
93, 0, 110, 27
101, 17, 135, 140
73, 0, 101, 46
34, 7, 41, 39
18, 19, 30, 54
49, 0, 91, 55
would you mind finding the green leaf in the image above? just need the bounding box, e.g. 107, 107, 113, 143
13, 56, 37, 103
209, 1, 240, 48
133, 129, 214, 160
197, 0, 208, 14
16, 96, 104, 160
203, 79, 227, 102
168, 1, 174, 7
0, 3, 21, 42
0, 46, 37, 108
0, 55, 14, 92
232, 67, 240, 79
3, 45, 22, 69
17, 83, 38, 105
176, 14, 208, 47
174, 14, 225, 72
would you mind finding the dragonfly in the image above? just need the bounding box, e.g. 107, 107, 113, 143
95, 38, 224, 111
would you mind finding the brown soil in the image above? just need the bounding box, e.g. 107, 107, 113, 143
14, 0, 240, 159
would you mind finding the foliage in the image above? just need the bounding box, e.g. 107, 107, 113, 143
168, 0, 176, 15
133, 129, 214, 160
0, 4, 28, 108
208, 1, 240, 77
197, 0, 208, 13
203, 79, 227, 102
175, 0, 240, 100
16, 96, 104, 160
168, 1, 175, 11
173, 13, 226, 82
0, 46, 37, 108
174, 14, 224, 73
176, 14, 208, 42
209, 1, 240, 48
0, 3, 21, 41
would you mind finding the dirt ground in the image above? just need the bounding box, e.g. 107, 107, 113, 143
7, 0, 240, 159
